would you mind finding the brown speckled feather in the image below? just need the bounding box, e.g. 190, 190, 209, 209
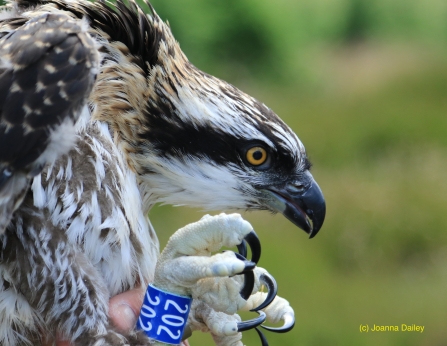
0, 9, 98, 235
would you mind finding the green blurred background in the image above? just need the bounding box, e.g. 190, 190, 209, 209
145, 0, 447, 345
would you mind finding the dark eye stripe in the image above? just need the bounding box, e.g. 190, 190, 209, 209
141, 97, 300, 171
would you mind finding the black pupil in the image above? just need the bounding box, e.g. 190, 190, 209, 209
253, 150, 263, 161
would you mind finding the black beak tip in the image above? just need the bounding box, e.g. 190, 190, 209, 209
307, 214, 324, 239
308, 204, 326, 239
308, 227, 319, 239
302, 183, 326, 239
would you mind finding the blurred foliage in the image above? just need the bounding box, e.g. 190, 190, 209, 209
149, 0, 447, 84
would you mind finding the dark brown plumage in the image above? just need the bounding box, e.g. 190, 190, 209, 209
0, 9, 98, 234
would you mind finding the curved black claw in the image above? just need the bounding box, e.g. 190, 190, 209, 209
237, 240, 248, 259
261, 312, 295, 333
237, 311, 267, 332
243, 231, 261, 264
251, 273, 278, 312
234, 253, 256, 300
234, 252, 256, 273
234, 231, 260, 302
255, 327, 269, 346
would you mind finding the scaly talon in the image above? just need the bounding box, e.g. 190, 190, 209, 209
251, 272, 277, 312
239, 269, 255, 301
237, 240, 247, 259
243, 231, 261, 264
233, 252, 256, 300
234, 252, 256, 274
237, 311, 266, 332
234, 237, 259, 301
261, 311, 295, 333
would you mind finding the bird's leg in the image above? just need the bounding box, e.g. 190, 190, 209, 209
145, 213, 281, 345
142, 213, 260, 345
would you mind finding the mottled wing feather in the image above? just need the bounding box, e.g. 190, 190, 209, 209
0, 12, 99, 233
0, 12, 97, 170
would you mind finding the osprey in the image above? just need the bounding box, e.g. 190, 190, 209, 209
0, 0, 326, 345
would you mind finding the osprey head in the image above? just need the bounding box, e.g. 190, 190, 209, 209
90, 2, 326, 237
131, 15, 326, 238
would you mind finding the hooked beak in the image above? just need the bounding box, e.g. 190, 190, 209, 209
263, 173, 326, 238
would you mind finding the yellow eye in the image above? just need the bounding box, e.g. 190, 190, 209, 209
246, 146, 268, 166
